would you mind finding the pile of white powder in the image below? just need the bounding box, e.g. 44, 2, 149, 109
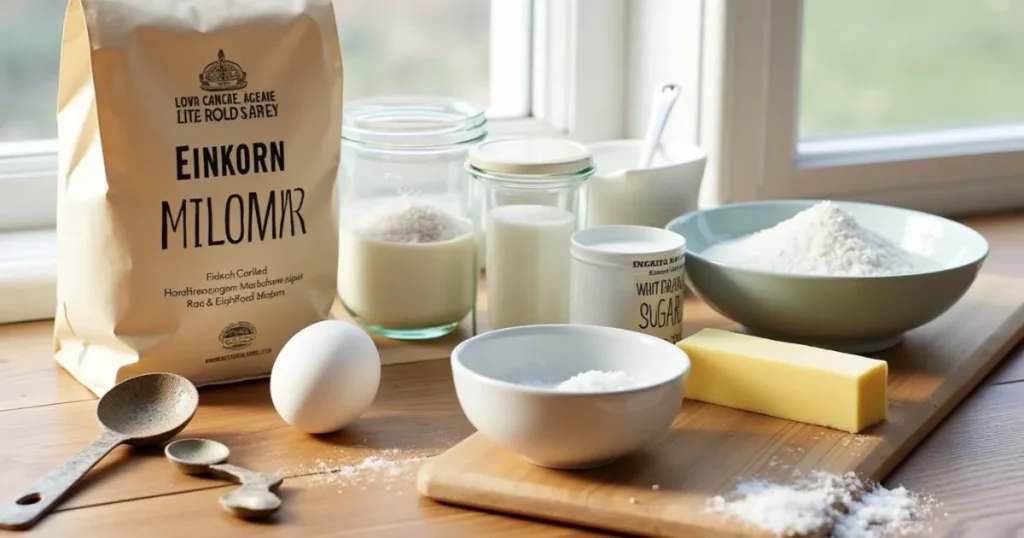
277, 448, 427, 493
703, 201, 932, 277
351, 202, 472, 243
707, 471, 938, 537
526, 370, 638, 391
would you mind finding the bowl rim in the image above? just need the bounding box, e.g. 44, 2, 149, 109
451, 324, 691, 396
666, 199, 990, 280
588, 139, 708, 171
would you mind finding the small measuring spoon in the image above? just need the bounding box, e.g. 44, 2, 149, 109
638, 83, 681, 169
165, 438, 283, 520
0, 373, 199, 530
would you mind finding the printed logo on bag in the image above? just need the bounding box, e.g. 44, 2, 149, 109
219, 321, 257, 350
199, 49, 248, 92
175, 49, 279, 127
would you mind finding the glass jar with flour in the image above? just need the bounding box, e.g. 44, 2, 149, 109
467, 138, 594, 330
338, 97, 486, 340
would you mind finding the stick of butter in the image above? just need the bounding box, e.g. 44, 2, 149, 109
677, 328, 887, 433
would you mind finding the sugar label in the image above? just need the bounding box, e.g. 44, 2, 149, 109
632, 253, 685, 343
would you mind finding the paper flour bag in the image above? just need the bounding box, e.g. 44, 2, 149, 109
55, 0, 343, 396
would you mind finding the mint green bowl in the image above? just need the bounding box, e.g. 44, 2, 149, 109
667, 200, 989, 353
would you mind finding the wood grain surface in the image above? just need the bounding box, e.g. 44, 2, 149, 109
416, 274, 1024, 538
0, 213, 1023, 537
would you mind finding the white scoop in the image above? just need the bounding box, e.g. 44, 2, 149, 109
638, 83, 681, 169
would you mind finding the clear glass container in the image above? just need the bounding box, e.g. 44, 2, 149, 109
338, 96, 486, 340
467, 138, 595, 330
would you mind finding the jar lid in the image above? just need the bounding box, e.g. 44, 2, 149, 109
468, 138, 594, 176
571, 225, 686, 267
342, 96, 487, 148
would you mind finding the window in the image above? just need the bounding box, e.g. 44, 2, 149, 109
0, 0, 536, 231
699, 0, 1024, 215
0, 2, 62, 143
0, 0, 626, 323
800, 0, 1024, 139
10, 0, 1018, 325
333, 0, 531, 119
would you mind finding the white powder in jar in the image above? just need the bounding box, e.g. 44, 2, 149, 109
338, 201, 476, 330
703, 201, 936, 277
351, 202, 473, 243
706, 471, 938, 537
525, 370, 638, 392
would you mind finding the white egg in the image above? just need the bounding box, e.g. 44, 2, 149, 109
270, 320, 381, 434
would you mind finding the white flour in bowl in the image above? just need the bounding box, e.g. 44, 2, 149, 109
524, 370, 638, 391
702, 201, 937, 277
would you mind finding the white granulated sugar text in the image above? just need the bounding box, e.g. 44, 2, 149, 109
707, 471, 938, 537
526, 370, 638, 391
703, 201, 934, 277
352, 202, 472, 243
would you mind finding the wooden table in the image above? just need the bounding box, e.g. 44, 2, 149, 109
2, 212, 1023, 537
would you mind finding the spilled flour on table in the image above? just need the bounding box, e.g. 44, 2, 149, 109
277, 448, 428, 493
706, 471, 938, 537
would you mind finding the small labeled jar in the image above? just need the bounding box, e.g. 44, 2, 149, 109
467, 138, 594, 329
570, 225, 686, 343
338, 96, 486, 340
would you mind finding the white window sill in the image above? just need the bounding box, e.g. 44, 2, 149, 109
0, 229, 57, 324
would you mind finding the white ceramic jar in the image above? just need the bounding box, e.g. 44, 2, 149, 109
569, 225, 686, 343
585, 140, 707, 229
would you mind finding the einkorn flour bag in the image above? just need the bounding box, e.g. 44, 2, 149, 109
55, 0, 343, 396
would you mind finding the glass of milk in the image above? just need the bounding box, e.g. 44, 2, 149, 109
338, 97, 486, 340
466, 138, 594, 331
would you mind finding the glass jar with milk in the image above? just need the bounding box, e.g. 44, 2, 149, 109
338, 97, 486, 340
467, 138, 594, 330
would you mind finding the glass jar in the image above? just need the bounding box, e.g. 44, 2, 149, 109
338, 96, 486, 340
467, 138, 595, 330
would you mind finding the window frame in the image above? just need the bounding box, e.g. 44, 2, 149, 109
698, 0, 1024, 216
0, 0, 629, 324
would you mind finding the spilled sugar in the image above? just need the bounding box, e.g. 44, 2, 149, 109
833, 485, 937, 538
277, 447, 428, 493
706, 471, 939, 538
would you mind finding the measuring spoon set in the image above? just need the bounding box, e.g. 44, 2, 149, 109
0, 373, 282, 530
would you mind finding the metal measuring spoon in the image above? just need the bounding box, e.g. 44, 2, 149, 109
165, 438, 283, 519
0, 373, 199, 530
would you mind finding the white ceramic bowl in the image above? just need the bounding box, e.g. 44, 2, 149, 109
586, 139, 707, 229
451, 324, 690, 470
667, 200, 989, 353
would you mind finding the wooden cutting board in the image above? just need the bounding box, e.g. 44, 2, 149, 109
417, 273, 1024, 538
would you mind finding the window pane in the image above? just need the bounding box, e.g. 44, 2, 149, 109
800, 0, 1024, 139
334, 0, 490, 104
0, 0, 498, 144
0, 1, 64, 142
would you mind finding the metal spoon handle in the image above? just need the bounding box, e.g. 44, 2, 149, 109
208, 462, 283, 490
638, 83, 681, 169
218, 485, 283, 519
0, 430, 124, 530
209, 463, 283, 519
